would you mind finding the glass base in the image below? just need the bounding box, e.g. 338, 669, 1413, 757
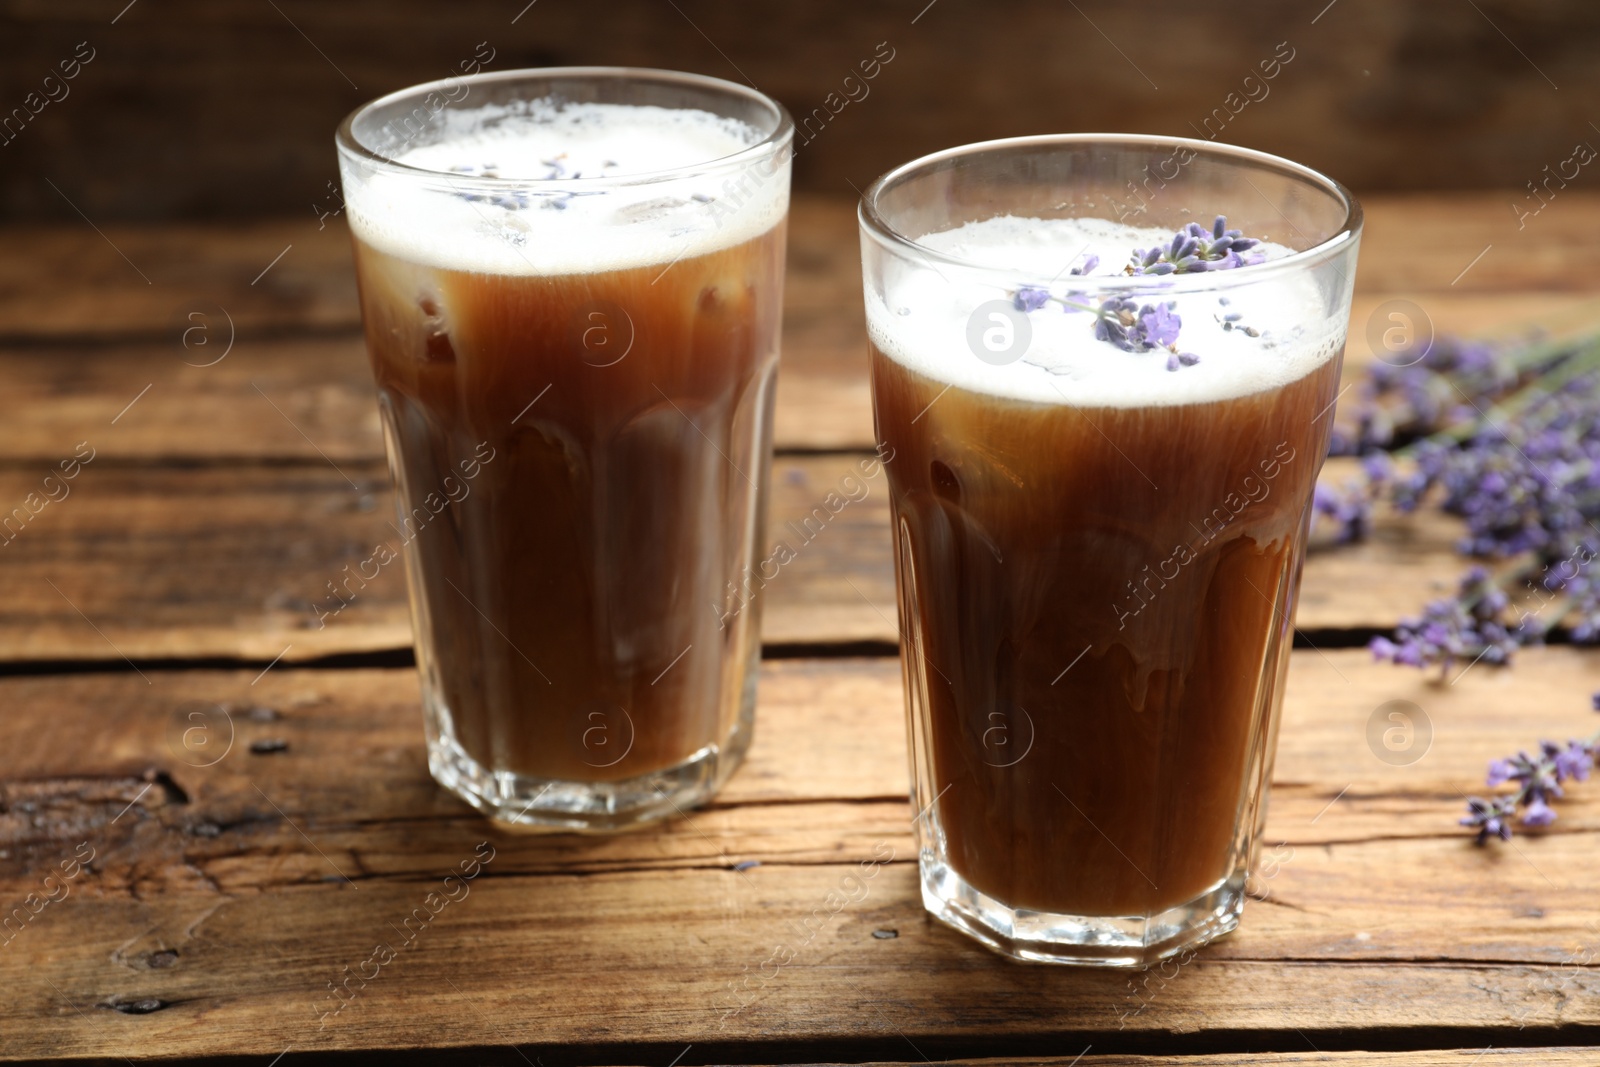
426, 716, 753, 833
920, 856, 1245, 967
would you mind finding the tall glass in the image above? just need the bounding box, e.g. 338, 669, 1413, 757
337, 69, 792, 830
859, 135, 1360, 963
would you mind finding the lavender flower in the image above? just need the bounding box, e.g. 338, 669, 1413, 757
1092, 298, 1194, 370
1460, 795, 1518, 844
1565, 575, 1600, 643
1141, 302, 1182, 347
1129, 216, 1266, 276
1554, 740, 1593, 781
450, 154, 586, 211
1368, 566, 1523, 674
1311, 480, 1373, 544
1463, 694, 1600, 843
1013, 286, 1050, 312
1004, 218, 1268, 371
1330, 334, 1561, 457
1319, 325, 1600, 663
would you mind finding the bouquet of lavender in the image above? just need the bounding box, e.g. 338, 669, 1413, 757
1321, 326, 1600, 840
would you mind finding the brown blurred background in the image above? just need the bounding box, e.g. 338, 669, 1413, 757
1, 0, 1592, 222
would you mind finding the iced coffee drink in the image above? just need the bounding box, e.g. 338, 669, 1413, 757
859, 136, 1361, 963
338, 70, 792, 830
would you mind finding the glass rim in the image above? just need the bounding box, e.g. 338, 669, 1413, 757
335, 65, 795, 191
857, 133, 1363, 293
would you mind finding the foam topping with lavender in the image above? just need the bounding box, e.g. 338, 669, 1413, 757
345, 100, 787, 277
866, 214, 1349, 409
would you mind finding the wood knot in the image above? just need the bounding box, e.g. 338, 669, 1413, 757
107, 997, 167, 1015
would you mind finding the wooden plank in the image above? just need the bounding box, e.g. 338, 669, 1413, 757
2, 197, 1597, 463
10, 874, 1600, 1062
6, 196, 1599, 344
0, 195, 860, 344
0, 198, 869, 453
0, 454, 897, 662
3, 1, 1599, 220
2, 650, 1598, 1060
0, 449, 1473, 662
832, 1056, 1600, 1067
0, 335, 868, 462
3, 650, 1595, 881
0, 288, 1582, 463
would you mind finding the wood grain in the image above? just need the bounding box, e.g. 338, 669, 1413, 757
6, 649, 1597, 873
1, 195, 1597, 464
0, 456, 893, 661
0, 450, 1482, 662
2, 168, 1598, 1061
3, 1, 1598, 222
0, 198, 870, 453
1, 650, 1597, 1061
0, 194, 1586, 664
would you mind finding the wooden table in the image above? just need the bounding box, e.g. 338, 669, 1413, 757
1, 193, 1597, 1066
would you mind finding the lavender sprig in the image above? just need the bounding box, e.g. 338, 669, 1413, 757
450, 153, 611, 211
1316, 326, 1600, 668
1368, 566, 1523, 674
1461, 694, 1599, 844
1006, 218, 1270, 372
1129, 216, 1266, 276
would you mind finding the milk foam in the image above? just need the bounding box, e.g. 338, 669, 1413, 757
866, 216, 1344, 409
343, 101, 788, 276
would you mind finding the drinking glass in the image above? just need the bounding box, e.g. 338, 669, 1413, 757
337, 68, 792, 830
859, 135, 1360, 963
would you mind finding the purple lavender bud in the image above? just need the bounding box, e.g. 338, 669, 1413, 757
1486, 759, 1516, 786
1166, 352, 1180, 372
1142, 247, 1161, 267
1209, 237, 1235, 255
1521, 793, 1557, 827
1013, 286, 1051, 312
1361, 452, 1393, 483
1461, 795, 1517, 844
1095, 317, 1133, 351
1232, 238, 1260, 251
1213, 215, 1227, 239
1139, 302, 1182, 347
1176, 257, 1206, 273
1178, 351, 1200, 366
1146, 262, 1176, 276
1554, 741, 1593, 782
